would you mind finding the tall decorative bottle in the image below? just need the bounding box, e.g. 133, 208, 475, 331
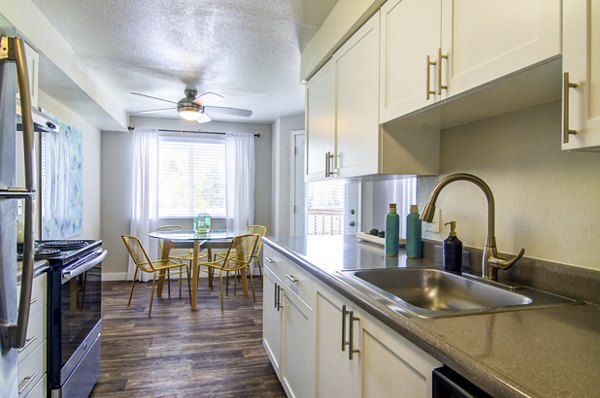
406, 205, 423, 258
385, 203, 400, 257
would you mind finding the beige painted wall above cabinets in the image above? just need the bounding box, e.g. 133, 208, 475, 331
418, 100, 600, 271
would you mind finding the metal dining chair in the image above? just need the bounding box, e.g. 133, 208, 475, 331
196, 234, 260, 313
121, 234, 191, 317
214, 225, 267, 294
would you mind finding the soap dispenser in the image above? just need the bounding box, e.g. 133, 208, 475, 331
443, 221, 462, 273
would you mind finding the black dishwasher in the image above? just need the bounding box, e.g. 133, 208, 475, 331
433, 367, 492, 398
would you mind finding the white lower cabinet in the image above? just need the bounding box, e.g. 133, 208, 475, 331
263, 247, 315, 398
316, 284, 441, 397
264, 246, 441, 397
17, 272, 48, 398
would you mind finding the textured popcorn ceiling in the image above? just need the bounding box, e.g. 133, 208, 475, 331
31, 0, 336, 123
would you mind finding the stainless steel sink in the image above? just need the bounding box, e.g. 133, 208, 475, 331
339, 268, 579, 318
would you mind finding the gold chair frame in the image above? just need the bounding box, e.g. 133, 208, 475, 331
122, 234, 191, 317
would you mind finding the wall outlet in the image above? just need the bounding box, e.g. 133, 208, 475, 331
425, 209, 442, 233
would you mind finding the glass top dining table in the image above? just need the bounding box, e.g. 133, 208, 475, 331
148, 229, 245, 311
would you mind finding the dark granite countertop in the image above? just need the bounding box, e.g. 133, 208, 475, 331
263, 235, 600, 398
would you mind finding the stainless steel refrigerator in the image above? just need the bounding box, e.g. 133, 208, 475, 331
0, 36, 36, 398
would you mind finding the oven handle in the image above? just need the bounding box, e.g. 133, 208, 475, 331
62, 250, 107, 281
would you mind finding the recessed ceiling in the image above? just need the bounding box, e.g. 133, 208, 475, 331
30, 0, 337, 124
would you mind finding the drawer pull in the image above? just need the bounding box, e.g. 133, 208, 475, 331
265, 257, 274, 264
341, 305, 348, 352
285, 274, 298, 283
563, 72, 578, 144
18, 373, 37, 394
29, 297, 37, 306
17, 336, 37, 353
348, 311, 360, 360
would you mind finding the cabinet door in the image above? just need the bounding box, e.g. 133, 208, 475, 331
334, 11, 380, 178
360, 313, 441, 398
281, 289, 315, 398
441, 0, 560, 98
380, 0, 441, 122
562, 0, 600, 151
262, 266, 282, 377
305, 60, 336, 182
315, 291, 359, 398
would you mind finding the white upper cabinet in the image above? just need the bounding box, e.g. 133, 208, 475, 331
305, 60, 336, 181
333, 11, 381, 179
562, 0, 600, 151
381, 0, 561, 123
380, 0, 440, 121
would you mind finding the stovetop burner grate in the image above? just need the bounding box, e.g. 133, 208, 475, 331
40, 240, 89, 250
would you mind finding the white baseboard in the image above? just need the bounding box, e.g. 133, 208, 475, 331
102, 272, 128, 281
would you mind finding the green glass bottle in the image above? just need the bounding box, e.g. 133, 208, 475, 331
385, 203, 399, 257
406, 205, 422, 258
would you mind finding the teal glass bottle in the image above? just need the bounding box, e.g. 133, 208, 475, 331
385, 203, 400, 257
406, 205, 423, 258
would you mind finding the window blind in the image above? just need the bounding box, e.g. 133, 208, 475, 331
158, 136, 226, 218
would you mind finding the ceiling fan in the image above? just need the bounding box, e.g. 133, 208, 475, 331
131, 89, 253, 123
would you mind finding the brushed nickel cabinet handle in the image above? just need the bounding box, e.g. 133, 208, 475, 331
437, 48, 448, 95
17, 335, 37, 353
273, 283, 278, 309
285, 274, 298, 283
426, 55, 437, 100
563, 72, 578, 144
341, 304, 348, 352
265, 257, 274, 264
348, 311, 360, 360
325, 152, 330, 178
18, 373, 38, 394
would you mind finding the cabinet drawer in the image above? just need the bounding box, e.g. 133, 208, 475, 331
24, 373, 46, 398
263, 247, 316, 308
18, 272, 47, 315
18, 341, 47, 397
18, 307, 46, 362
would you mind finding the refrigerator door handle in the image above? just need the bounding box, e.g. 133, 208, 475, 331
0, 36, 36, 349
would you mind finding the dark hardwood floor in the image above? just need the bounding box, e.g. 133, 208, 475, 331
91, 278, 285, 398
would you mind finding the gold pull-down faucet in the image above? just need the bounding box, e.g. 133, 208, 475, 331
421, 173, 525, 281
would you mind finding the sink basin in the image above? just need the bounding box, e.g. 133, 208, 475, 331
339, 268, 579, 318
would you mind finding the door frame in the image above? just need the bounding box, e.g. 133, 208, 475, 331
290, 130, 305, 235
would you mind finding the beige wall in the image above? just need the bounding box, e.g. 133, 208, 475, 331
418, 100, 600, 271
101, 117, 273, 279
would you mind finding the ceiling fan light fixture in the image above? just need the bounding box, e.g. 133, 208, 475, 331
179, 110, 201, 121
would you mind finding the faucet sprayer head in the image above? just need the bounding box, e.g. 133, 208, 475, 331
421, 203, 436, 222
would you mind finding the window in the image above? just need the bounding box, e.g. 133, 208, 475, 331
305, 180, 350, 235
158, 136, 226, 218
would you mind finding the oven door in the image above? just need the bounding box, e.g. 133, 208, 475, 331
59, 250, 105, 384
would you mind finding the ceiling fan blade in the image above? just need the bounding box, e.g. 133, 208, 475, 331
196, 112, 212, 124
130, 92, 177, 104
204, 105, 252, 117
132, 107, 176, 115
192, 92, 224, 106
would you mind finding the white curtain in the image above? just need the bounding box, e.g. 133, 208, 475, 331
128, 129, 159, 281
225, 133, 255, 231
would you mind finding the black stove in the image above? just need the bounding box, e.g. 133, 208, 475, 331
18, 239, 101, 264
36, 239, 106, 398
